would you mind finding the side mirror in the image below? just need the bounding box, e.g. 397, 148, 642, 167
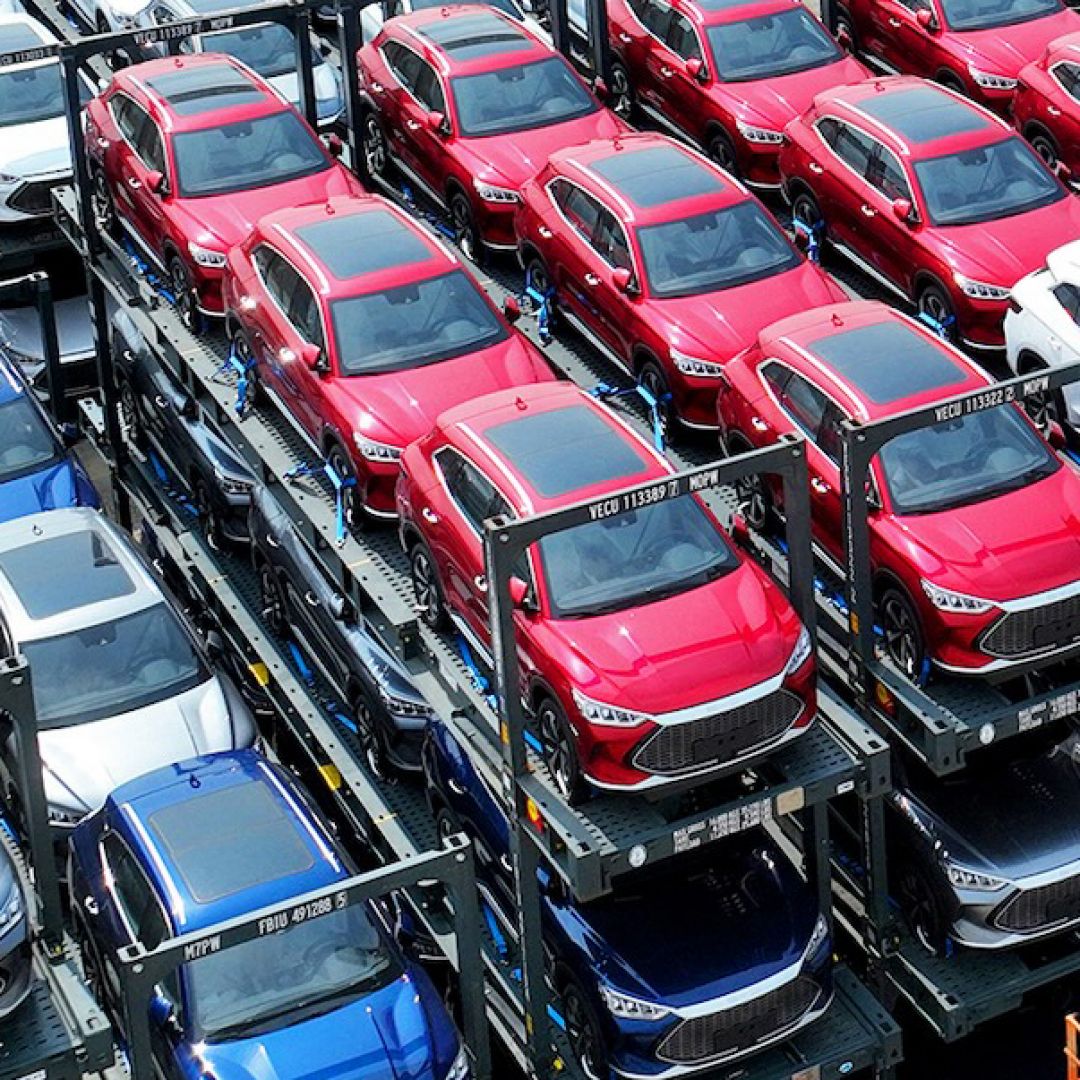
729, 512, 751, 548
179, 397, 198, 422
300, 342, 327, 373
1046, 419, 1067, 450
865, 480, 883, 512
146, 170, 166, 195
324, 133, 343, 157
328, 591, 348, 620
58, 422, 80, 448
149, 989, 178, 1034
502, 295, 522, 324
1057, 160, 1072, 183
891, 197, 914, 223
508, 576, 531, 608
684, 56, 707, 82
915, 8, 937, 30
612, 266, 634, 294
593, 76, 609, 99
427, 110, 447, 134
204, 629, 224, 659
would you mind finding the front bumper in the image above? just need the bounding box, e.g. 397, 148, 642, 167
192, 265, 226, 317
473, 198, 519, 251
733, 137, 783, 190
0, 173, 72, 224
951, 289, 1008, 350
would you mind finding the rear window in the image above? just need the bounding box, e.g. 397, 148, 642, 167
294, 209, 432, 279
855, 85, 988, 144
807, 321, 968, 404
484, 404, 650, 497
0, 529, 134, 619
589, 145, 725, 208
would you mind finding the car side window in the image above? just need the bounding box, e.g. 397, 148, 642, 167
761, 359, 792, 400
102, 833, 168, 951
560, 184, 602, 242
254, 247, 301, 317
413, 59, 446, 114
286, 279, 326, 351
110, 93, 143, 147
1055, 283, 1080, 324
592, 210, 633, 271
779, 372, 829, 439
865, 144, 912, 202
636, 0, 672, 37
136, 118, 166, 176
1055, 62, 1080, 102
382, 40, 423, 92
152, 3, 175, 21
437, 450, 510, 533
896, 0, 930, 12
817, 402, 848, 464
823, 120, 875, 180
665, 12, 702, 60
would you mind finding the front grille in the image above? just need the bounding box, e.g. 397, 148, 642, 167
632, 690, 804, 776
981, 594, 1080, 659
994, 875, 1080, 933
8, 178, 66, 216
656, 976, 820, 1065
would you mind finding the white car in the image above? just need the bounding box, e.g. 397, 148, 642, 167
0, 508, 256, 827
0, 16, 94, 225
1005, 238, 1080, 430
67, 0, 149, 36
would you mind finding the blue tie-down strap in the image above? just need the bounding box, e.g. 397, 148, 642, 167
400, 183, 456, 242
121, 236, 176, 305
790, 216, 821, 263
284, 458, 357, 547
220, 341, 257, 417
482, 901, 509, 959
507, 966, 568, 1030
285, 641, 360, 730
916, 309, 956, 340
590, 381, 669, 451
523, 266, 557, 344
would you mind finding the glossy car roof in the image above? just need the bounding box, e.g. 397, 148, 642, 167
105, 750, 346, 933
115, 54, 288, 135
435, 382, 666, 513
392, 5, 554, 76
255, 196, 453, 297
548, 134, 747, 228
755, 301, 989, 421
811, 76, 1009, 159
678, 0, 815, 29
0, 508, 162, 643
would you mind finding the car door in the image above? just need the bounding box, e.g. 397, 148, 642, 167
281, 272, 331, 440
812, 116, 877, 255
401, 56, 450, 196
861, 138, 921, 292
108, 96, 167, 263
1050, 62, 1080, 170
654, 8, 706, 136
867, 0, 939, 75
378, 41, 426, 174
625, 0, 676, 115
583, 206, 638, 359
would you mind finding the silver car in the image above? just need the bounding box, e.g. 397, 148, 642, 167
0, 508, 256, 829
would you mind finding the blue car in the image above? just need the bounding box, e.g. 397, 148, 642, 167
0, 356, 98, 522
424, 716, 832, 1079
69, 750, 471, 1080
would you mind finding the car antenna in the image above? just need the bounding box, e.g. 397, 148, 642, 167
325, 202, 336, 215
366, 1004, 403, 1080
515, 395, 527, 411
831, 312, 844, 327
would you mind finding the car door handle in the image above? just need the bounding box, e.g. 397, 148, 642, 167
808, 161, 824, 174
1048, 105, 1062, 117
96, 136, 109, 149
447, 779, 467, 796
617, 30, 632, 42
659, 65, 675, 78
474, 574, 488, 592
126, 176, 142, 190
888, 16, 902, 26
584, 273, 600, 286
304, 590, 321, 607
750, 416, 771, 433
421, 507, 439, 525
811, 477, 831, 495
153, 394, 169, 409
405, 119, 421, 131
860, 204, 877, 217
265, 533, 281, 548
83, 895, 99, 917
538, 225, 553, 239
370, 80, 385, 93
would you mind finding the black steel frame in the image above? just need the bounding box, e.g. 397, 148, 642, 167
0, 272, 69, 422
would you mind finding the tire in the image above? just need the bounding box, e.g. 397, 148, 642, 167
193, 480, 222, 552
878, 584, 927, 683
167, 254, 199, 333
361, 111, 390, 183
434, 805, 462, 850
915, 279, 958, 344
1018, 356, 1067, 434
609, 62, 635, 122
728, 432, 779, 534
229, 328, 260, 415
560, 977, 610, 1080
116, 379, 143, 449
449, 189, 482, 264
409, 541, 449, 631
896, 858, 950, 955
537, 696, 587, 805
352, 686, 391, 779
325, 442, 363, 532
1028, 126, 1060, 170
523, 252, 559, 332
790, 187, 826, 252
834, 4, 858, 51
258, 561, 288, 639
637, 356, 678, 444
706, 128, 739, 177
91, 169, 118, 238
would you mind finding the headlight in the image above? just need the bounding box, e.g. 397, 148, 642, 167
670, 347, 724, 378
0, 886, 21, 928
784, 625, 812, 675
472, 178, 520, 204
598, 985, 670, 1021
920, 579, 996, 615
952, 272, 1010, 301
803, 913, 830, 958
967, 66, 1017, 91
736, 119, 785, 144
945, 861, 1008, 891
376, 683, 432, 718
571, 688, 651, 728
213, 467, 254, 497
353, 433, 402, 462
188, 242, 227, 268
445, 1046, 470, 1080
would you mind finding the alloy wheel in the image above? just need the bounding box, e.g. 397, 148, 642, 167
562, 984, 607, 1080
258, 564, 287, 638
880, 589, 924, 681
363, 115, 388, 179
326, 445, 360, 531
610, 65, 634, 121
450, 193, 480, 263
537, 700, 576, 802
410, 544, 447, 630
352, 690, 388, 779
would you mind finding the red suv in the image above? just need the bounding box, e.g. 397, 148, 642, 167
356, 6, 627, 260
514, 132, 847, 433
397, 381, 816, 802
86, 54, 363, 329
1014, 31, 1080, 173
836, 0, 1077, 113
605, 0, 870, 188
223, 196, 554, 524
717, 300, 1080, 681
780, 77, 1080, 350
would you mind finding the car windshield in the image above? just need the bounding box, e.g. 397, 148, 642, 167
451, 57, 597, 137
20, 603, 206, 729
939, 0, 1061, 31
172, 111, 329, 197
538, 494, 738, 618
200, 24, 299, 79
705, 7, 840, 82
0, 396, 59, 481
331, 270, 507, 374
187, 905, 400, 1040
0, 62, 91, 127
879, 404, 1059, 515
913, 138, 1063, 226
637, 201, 800, 298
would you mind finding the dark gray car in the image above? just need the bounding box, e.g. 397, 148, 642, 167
0, 841, 30, 1019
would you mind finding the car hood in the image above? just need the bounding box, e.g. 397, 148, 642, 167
0, 462, 77, 522
175, 166, 360, 252
201, 977, 437, 1080
935, 191, 1080, 286
30, 678, 239, 815
950, 9, 1076, 75
909, 737, 1080, 878
332, 335, 554, 448
0, 117, 71, 177
894, 465, 1080, 602
575, 836, 819, 1006
0, 295, 96, 364
722, 55, 870, 129
543, 562, 800, 714
464, 109, 627, 189
660, 261, 846, 364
